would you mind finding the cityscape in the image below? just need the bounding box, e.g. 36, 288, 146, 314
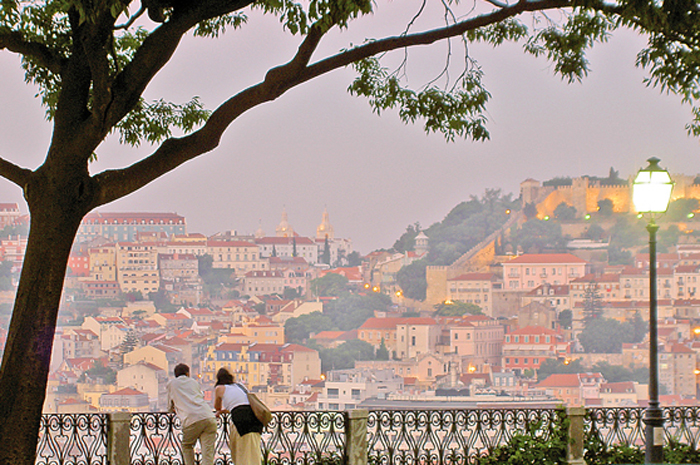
0, 171, 699, 416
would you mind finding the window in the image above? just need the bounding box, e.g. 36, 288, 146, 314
327, 388, 339, 399
411, 336, 416, 346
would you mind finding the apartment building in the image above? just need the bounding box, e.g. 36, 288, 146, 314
88, 244, 117, 281
207, 240, 266, 274
256, 236, 318, 264
116, 242, 160, 295
503, 326, 570, 373
446, 273, 496, 316
439, 315, 504, 366
77, 212, 186, 243
316, 368, 403, 410
502, 253, 588, 291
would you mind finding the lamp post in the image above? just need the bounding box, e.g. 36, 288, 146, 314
632, 157, 674, 464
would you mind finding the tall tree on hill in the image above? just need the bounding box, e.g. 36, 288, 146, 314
321, 237, 331, 265
3, 0, 700, 462
582, 281, 604, 323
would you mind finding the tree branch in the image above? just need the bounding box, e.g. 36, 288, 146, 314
303, 0, 573, 81
0, 157, 33, 189
92, 0, 572, 206
0, 31, 66, 75
105, 0, 256, 130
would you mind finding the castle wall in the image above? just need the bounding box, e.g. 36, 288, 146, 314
425, 266, 449, 306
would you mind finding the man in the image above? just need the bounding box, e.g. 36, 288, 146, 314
167, 363, 218, 465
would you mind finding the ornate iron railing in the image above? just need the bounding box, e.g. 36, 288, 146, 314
366, 409, 563, 465
585, 406, 700, 450
36, 414, 108, 465
36, 407, 700, 465
129, 411, 346, 465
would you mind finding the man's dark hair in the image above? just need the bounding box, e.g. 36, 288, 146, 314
174, 363, 189, 377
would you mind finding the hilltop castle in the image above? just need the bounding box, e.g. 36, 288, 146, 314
521, 173, 700, 218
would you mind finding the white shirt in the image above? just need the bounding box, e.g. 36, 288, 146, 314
166, 375, 215, 428
220, 384, 250, 412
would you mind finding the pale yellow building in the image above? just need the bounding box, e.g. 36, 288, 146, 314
207, 240, 267, 274
89, 245, 117, 281
124, 345, 169, 371
116, 242, 160, 295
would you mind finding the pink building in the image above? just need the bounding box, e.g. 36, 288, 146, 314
503, 326, 570, 373
502, 253, 588, 291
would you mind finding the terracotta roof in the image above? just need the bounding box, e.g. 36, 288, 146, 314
666, 343, 694, 353
107, 387, 146, 396
215, 343, 246, 352
571, 274, 620, 283
506, 325, 559, 336
360, 317, 436, 329
505, 253, 587, 264
281, 343, 317, 353
207, 240, 257, 248
536, 373, 603, 388
312, 331, 345, 339
601, 381, 636, 393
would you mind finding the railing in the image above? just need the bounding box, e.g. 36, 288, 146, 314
585, 406, 700, 449
366, 408, 563, 465
35, 407, 700, 465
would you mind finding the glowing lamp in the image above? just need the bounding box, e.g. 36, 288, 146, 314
632, 157, 673, 213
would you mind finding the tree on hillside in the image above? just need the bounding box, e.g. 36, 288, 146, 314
310, 273, 349, 297
523, 202, 539, 220
434, 300, 483, 316
536, 358, 586, 380
577, 317, 643, 353
582, 282, 604, 323
393, 223, 421, 253
665, 198, 700, 221
597, 198, 614, 217
510, 219, 567, 253
396, 259, 428, 300
3, 0, 700, 461
554, 202, 577, 221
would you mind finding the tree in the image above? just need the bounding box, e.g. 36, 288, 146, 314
557, 309, 572, 329
396, 259, 428, 300
3, 0, 700, 462
597, 198, 614, 216
584, 224, 606, 241
321, 237, 331, 265
376, 338, 390, 360
393, 223, 420, 253
346, 251, 362, 267
310, 273, 349, 297
523, 202, 539, 220
582, 282, 604, 323
434, 300, 483, 316
284, 311, 335, 343
553, 202, 576, 221
578, 317, 635, 353
536, 358, 586, 380
665, 198, 700, 221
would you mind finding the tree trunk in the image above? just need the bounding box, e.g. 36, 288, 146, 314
0, 165, 91, 464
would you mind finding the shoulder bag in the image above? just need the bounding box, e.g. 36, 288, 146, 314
237, 383, 272, 426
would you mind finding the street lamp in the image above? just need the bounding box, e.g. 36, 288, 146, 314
632, 157, 674, 464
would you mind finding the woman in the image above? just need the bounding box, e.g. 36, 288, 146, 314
214, 368, 263, 465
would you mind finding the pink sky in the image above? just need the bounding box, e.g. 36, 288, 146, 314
0, 2, 698, 253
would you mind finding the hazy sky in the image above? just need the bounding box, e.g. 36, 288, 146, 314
0, 2, 699, 253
